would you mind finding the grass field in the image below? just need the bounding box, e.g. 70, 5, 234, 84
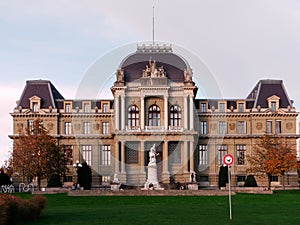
22, 190, 300, 225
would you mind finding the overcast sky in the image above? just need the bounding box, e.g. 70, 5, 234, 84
1, 0, 300, 164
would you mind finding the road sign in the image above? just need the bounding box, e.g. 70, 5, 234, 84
223, 154, 234, 166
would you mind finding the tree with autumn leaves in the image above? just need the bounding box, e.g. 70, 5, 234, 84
247, 135, 298, 190
11, 119, 68, 190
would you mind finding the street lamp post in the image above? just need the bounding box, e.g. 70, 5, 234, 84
72, 160, 82, 189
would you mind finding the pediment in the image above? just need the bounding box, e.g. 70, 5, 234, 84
29, 95, 41, 101
267, 95, 280, 101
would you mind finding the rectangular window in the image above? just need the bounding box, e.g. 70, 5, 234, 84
102, 122, 109, 135
27, 119, 34, 134
83, 103, 90, 113
271, 101, 277, 111
237, 121, 246, 134
270, 176, 278, 182
102, 176, 110, 183
217, 145, 227, 164
275, 120, 281, 134
266, 120, 272, 134
199, 144, 208, 165
103, 103, 109, 113
236, 144, 246, 165
101, 145, 111, 165
238, 103, 244, 112
125, 142, 139, 164
65, 122, 72, 135
82, 145, 92, 165
65, 103, 71, 113
200, 121, 208, 135
83, 122, 91, 135
219, 103, 225, 112
218, 121, 226, 135
168, 142, 181, 164
201, 103, 207, 112
32, 102, 39, 112
237, 176, 246, 182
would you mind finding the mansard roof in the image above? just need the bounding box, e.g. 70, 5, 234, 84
119, 44, 190, 83
17, 80, 64, 109
246, 79, 292, 108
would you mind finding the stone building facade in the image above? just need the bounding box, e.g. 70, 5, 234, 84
10, 44, 299, 188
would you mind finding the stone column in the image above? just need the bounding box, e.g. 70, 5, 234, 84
189, 141, 195, 173
140, 141, 145, 173
114, 142, 119, 173
162, 141, 170, 182
164, 96, 168, 130
121, 141, 126, 173
115, 95, 119, 130
121, 95, 125, 130
189, 96, 194, 130
141, 97, 145, 130
184, 95, 188, 130
183, 141, 188, 173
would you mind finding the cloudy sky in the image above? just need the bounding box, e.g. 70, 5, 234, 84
1, 0, 300, 164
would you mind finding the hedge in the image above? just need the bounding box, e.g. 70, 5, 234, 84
0, 194, 46, 225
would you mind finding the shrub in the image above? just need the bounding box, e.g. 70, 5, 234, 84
218, 166, 228, 188
244, 175, 258, 187
0, 172, 12, 186
78, 162, 92, 190
0, 194, 46, 225
47, 173, 62, 187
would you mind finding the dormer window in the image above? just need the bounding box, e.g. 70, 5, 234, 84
267, 95, 280, 112
65, 103, 71, 113
200, 103, 207, 112
219, 103, 225, 112
103, 103, 109, 113
29, 96, 41, 113
238, 103, 244, 112
83, 102, 90, 113
32, 102, 39, 112
270, 101, 276, 112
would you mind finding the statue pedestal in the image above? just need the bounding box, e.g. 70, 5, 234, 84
142, 144, 164, 190
143, 163, 164, 190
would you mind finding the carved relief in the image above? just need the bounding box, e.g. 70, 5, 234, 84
47, 123, 54, 131
286, 122, 293, 130
93, 123, 100, 131
229, 123, 235, 130
256, 122, 262, 130
74, 123, 81, 131
211, 123, 217, 131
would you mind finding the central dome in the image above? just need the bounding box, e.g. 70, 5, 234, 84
119, 44, 190, 83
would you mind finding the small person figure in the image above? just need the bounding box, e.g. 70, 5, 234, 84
191, 173, 194, 183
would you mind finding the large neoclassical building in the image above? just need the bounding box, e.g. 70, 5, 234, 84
10, 44, 299, 187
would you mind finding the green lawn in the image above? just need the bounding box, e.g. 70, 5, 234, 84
23, 190, 300, 225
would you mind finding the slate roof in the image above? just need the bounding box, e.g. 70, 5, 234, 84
120, 45, 190, 83
17, 80, 64, 109
246, 79, 292, 108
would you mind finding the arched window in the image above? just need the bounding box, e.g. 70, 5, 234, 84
128, 105, 139, 128
170, 105, 181, 127
148, 104, 160, 126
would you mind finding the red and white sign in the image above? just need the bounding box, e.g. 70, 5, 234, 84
223, 154, 234, 166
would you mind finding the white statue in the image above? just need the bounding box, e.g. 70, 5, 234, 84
113, 173, 120, 183
149, 144, 159, 164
